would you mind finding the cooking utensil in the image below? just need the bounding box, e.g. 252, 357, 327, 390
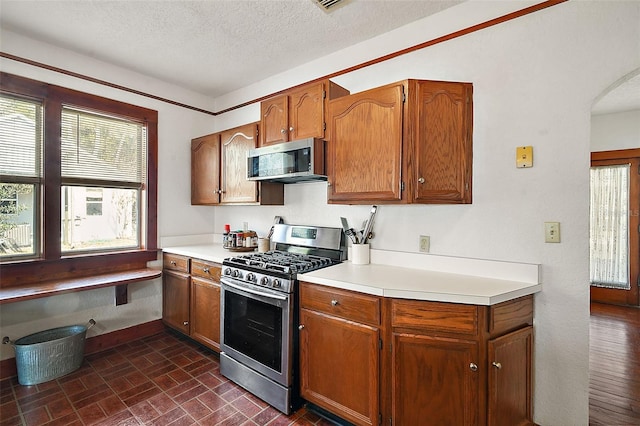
340, 217, 357, 244
362, 206, 378, 243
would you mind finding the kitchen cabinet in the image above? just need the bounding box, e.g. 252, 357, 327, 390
260, 80, 349, 146
326, 79, 472, 204
191, 122, 284, 205
162, 253, 190, 335
390, 297, 533, 426
299, 282, 381, 426
298, 280, 533, 426
190, 259, 221, 351
162, 253, 222, 352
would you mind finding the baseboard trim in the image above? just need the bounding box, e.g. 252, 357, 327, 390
0, 319, 165, 381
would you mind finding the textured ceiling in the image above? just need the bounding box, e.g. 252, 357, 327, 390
0, 0, 464, 98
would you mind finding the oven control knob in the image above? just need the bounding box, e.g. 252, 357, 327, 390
272, 279, 281, 288
246, 273, 255, 282
260, 276, 270, 286
224, 268, 232, 276
232, 270, 240, 278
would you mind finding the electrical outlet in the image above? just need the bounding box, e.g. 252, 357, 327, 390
544, 222, 561, 243
419, 235, 430, 253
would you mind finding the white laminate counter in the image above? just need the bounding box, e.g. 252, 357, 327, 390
298, 262, 541, 305
162, 243, 541, 306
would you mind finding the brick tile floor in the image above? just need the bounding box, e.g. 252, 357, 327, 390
0, 331, 335, 426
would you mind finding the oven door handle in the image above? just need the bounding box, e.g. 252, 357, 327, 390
221, 279, 288, 301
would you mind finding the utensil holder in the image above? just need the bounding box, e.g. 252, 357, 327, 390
351, 244, 370, 265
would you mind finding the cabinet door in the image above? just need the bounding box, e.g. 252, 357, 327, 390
488, 326, 533, 426
327, 84, 404, 203
289, 83, 324, 141
392, 332, 479, 426
412, 80, 473, 204
162, 270, 190, 334
300, 308, 379, 426
220, 123, 258, 203
260, 95, 289, 146
191, 134, 221, 205
190, 276, 221, 351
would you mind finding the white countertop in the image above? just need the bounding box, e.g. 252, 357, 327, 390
161, 242, 541, 306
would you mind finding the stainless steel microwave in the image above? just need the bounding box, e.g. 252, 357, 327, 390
247, 138, 326, 183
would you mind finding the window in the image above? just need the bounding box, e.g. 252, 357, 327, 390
0, 94, 41, 257
0, 72, 157, 280
590, 164, 630, 289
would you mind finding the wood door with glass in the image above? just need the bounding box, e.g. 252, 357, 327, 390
590, 149, 640, 306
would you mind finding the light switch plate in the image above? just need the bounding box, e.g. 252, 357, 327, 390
516, 146, 533, 168
544, 222, 560, 243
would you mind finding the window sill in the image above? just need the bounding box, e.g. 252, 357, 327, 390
0, 268, 162, 305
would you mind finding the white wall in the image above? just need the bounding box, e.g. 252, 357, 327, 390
1, 1, 639, 425
591, 109, 640, 151
213, 2, 640, 425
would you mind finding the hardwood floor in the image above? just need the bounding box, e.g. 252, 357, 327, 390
0, 330, 333, 426
590, 302, 640, 425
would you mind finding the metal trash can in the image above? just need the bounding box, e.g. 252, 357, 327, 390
3, 319, 95, 385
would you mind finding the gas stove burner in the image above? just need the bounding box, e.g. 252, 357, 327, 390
226, 250, 336, 275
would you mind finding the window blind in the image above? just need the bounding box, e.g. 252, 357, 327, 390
61, 107, 146, 186
0, 95, 43, 178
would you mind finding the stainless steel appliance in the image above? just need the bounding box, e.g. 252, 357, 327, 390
220, 223, 346, 414
247, 138, 326, 183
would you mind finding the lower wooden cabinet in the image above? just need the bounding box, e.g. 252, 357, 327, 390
299, 281, 534, 426
162, 253, 221, 352
299, 282, 381, 426
392, 333, 480, 425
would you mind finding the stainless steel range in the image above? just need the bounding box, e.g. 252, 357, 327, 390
219, 223, 346, 414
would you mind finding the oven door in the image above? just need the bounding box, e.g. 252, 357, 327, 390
220, 277, 293, 386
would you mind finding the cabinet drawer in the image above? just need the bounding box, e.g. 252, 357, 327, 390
300, 282, 380, 326
163, 253, 189, 273
489, 295, 533, 337
392, 299, 478, 336
191, 259, 222, 281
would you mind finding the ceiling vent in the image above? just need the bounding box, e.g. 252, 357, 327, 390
312, 0, 349, 12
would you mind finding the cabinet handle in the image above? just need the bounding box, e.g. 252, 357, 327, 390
331, 299, 339, 306
289, 126, 294, 132
469, 363, 478, 372
202, 267, 210, 274
298, 324, 305, 330
492, 362, 502, 369
170, 261, 176, 266
418, 177, 425, 184
183, 321, 189, 326
281, 128, 286, 134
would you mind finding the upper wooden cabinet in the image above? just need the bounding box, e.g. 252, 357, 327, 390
260, 80, 349, 146
191, 123, 284, 205
326, 79, 473, 204
191, 133, 221, 205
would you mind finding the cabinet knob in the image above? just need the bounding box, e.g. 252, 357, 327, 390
418, 177, 425, 184
170, 261, 176, 266
469, 363, 478, 372
289, 126, 294, 132
298, 324, 305, 330
203, 267, 210, 274
183, 321, 189, 326
331, 299, 339, 306
492, 362, 502, 369
281, 128, 286, 134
